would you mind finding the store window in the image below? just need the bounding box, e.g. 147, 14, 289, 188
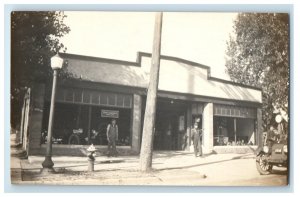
42, 88, 132, 146
213, 117, 234, 146
213, 104, 257, 146
41, 103, 89, 145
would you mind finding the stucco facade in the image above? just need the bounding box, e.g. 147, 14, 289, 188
26, 52, 263, 156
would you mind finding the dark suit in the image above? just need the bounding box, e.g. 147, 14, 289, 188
107, 124, 118, 156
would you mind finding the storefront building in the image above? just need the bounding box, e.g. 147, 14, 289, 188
26, 52, 262, 156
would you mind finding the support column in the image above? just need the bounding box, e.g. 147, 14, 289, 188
22, 89, 31, 152
87, 106, 92, 144
257, 108, 263, 147
202, 103, 214, 154
234, 118, 237, 143
132, 94, 142, 153
186, 104, 192, 151
28, 84, 45, 155
19, 99, 26, 145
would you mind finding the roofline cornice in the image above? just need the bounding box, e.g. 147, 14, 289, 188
59, 52, 262, 91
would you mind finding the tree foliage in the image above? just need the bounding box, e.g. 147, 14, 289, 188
11, 11, 70, 128
225, 13, 289, 128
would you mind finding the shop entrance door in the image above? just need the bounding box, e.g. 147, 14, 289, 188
153, 99, 187, 150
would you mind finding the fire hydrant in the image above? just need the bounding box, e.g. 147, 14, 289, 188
87, 144, 96, 172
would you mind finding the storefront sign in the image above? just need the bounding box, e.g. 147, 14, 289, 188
101, 110, 119, 118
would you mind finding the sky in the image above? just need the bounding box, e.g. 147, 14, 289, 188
60, 12, 238, 80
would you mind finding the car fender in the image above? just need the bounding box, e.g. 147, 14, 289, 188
256, 146, 264, 156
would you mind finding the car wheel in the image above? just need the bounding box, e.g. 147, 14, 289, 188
256, 153, 272, 175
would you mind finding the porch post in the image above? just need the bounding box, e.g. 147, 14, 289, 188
87, 106, 92, 144
185, 104, 192, 151
202, 103, 214, 154
132, 94, 142, 153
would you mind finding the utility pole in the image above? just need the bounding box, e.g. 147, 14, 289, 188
139, 12, 163, 172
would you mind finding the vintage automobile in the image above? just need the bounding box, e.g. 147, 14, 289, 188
256, 115, 288, 175
256, 140, 288, 175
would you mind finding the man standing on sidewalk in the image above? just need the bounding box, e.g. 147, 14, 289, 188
106, 119, 118, 157
191, 122, 203, 157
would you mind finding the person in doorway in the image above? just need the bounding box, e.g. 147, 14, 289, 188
166, 123, 172, 150
106, 119, 118, 157
191, 122, 203, 157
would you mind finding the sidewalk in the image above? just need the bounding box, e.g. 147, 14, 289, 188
11, 151, 267, 186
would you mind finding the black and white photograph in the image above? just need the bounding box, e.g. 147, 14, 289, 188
10, 11, 289, 186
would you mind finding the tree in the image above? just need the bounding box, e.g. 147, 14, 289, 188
225, 13, 289, 129
11, 11, 70, 129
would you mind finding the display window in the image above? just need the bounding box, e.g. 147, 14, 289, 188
213, 104, 257, 146
41, 88, 132, 146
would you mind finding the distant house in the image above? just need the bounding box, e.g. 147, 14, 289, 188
26, 52, 262, 156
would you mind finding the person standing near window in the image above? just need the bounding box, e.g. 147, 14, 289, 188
106, 119, 118, 157
191, 122, 203, 157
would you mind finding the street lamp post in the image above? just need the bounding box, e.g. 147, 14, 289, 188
41, 54, 64, 173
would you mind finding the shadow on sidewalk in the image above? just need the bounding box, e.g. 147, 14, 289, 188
156, 153, 287, 176
153, 151, 194, 159
22, 158, 164, 172
21, 166, 154, 182
22, 159, 126, 171
157, 153, 255, 172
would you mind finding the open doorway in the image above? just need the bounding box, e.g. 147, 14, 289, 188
153, 98, 187, 150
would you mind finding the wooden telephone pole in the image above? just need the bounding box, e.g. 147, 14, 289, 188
139, 12, 163, 172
